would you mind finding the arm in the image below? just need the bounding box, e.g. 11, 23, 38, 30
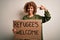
42, 10, 51, 23
39, 5, 51, 23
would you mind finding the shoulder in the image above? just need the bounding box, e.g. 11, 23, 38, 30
35, 14, 41, 17
22, 15, 28, 20
34, 14, 42, 19
23, 15, 27, 17
35, 14, 44, 19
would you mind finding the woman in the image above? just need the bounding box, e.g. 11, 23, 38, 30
13, 1, 51, 40
23, 1, 51, 23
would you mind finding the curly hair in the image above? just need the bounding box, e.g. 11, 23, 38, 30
24, 1, 37, 14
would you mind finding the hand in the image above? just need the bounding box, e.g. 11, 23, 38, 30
38, 5, 48, 11
12, 28, 17, 33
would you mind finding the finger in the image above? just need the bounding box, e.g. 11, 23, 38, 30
37, 7, 40, 8
41, 5, 44, 7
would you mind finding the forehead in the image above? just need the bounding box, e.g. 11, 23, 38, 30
28, 5, 34, 8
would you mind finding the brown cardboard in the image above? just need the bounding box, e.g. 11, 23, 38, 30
13, 20, 42, 40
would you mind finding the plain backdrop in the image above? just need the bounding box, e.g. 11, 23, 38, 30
0, 0, 60, 40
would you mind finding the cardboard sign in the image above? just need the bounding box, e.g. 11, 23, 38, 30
13, 20, 42, 40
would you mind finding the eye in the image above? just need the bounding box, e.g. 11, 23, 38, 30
31, 8, 33, 9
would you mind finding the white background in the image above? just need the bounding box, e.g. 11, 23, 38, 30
0, 0, 60, 40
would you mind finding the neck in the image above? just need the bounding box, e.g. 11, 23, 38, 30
28, 13, 34, 17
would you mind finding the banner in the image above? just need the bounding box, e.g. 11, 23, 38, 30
13, 20, 42, 40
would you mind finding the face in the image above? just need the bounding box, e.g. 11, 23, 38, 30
27, 6, 34, 14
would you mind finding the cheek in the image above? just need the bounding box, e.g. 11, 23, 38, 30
32, 9, 34, 11
27, 9, 30, 11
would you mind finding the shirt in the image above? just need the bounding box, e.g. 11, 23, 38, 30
22, 11, 51, 23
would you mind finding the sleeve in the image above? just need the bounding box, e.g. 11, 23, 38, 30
22, 15, 27, 20
22, 16, 25, 20
41, 10, 51, 23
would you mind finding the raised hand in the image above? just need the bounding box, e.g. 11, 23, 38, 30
38, 5, 48, 11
